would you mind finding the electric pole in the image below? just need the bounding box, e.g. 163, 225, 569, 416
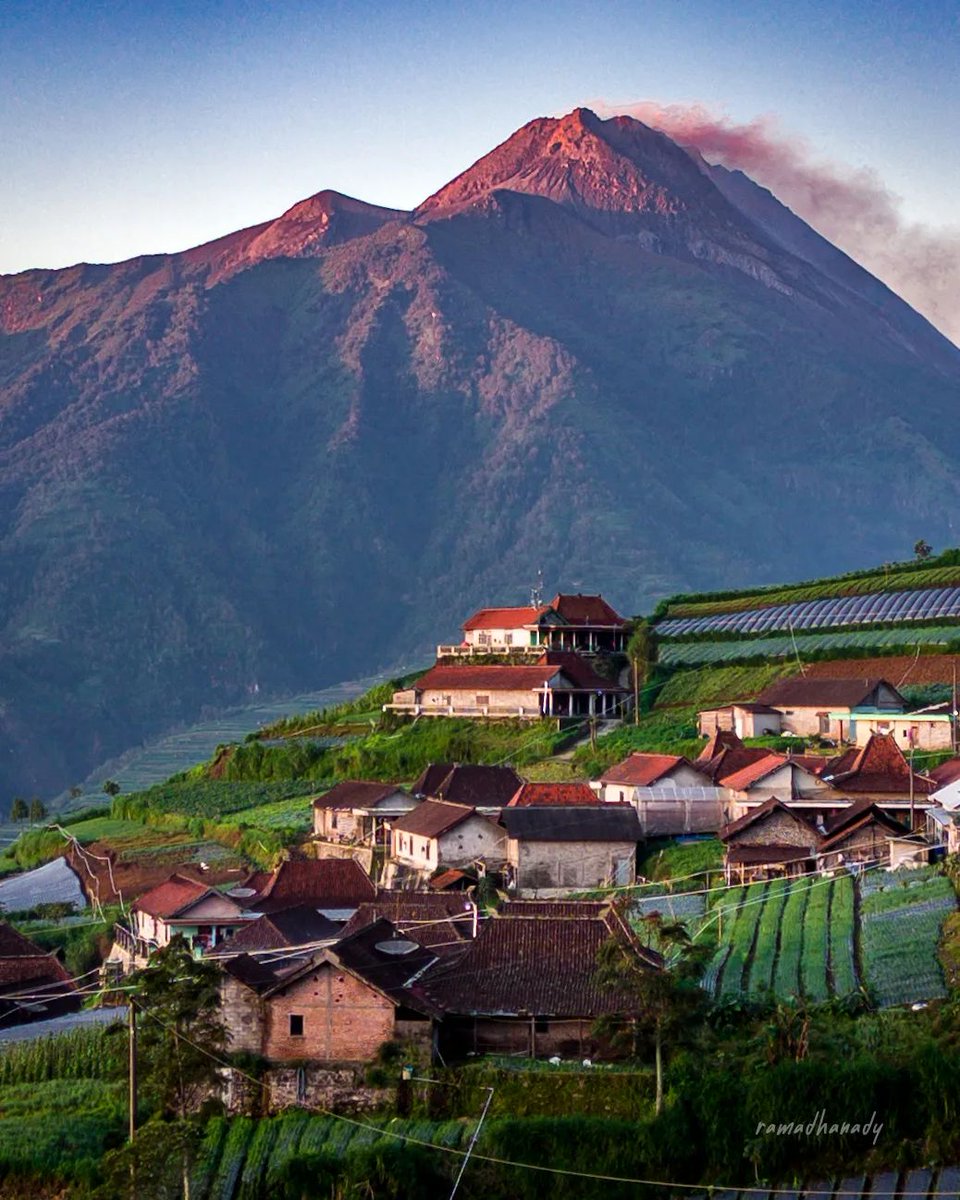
128, 1001, 137, 1143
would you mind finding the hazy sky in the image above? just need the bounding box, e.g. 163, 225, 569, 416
2, 0, 959, 277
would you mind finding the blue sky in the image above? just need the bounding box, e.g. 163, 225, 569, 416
2, 0, 958, 274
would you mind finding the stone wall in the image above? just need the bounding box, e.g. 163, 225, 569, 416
734, 809, 817, 849
222, 1064, 393, 1115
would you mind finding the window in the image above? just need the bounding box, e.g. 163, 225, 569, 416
504, 632, 513, 645
535, 1017, 549, 1033
818, 713, 830, 735
289, 1014, 304, 1037
476, 694, 490, 707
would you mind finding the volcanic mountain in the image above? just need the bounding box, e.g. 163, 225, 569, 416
1, 107, 959, 796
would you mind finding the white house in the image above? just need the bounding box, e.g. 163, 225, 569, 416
597, 753, 725, 835
390, 801, 507, 875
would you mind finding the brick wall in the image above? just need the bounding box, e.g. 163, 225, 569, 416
263, 963, 395, 1062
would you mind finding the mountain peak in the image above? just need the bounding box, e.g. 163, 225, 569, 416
243, 190, 406, 263
414, 107, 723, 231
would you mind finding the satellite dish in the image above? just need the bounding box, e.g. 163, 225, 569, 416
228, 887, 257, 899
374, 939, 419, 956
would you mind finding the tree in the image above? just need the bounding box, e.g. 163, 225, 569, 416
131, 936, 228, 1121
9, 797, 27, 823
128, 937, 229, 1199
626, 620, 658, 725
915, 539, 933, 561
69, 785, 83, 800
28, 798, 46, 823
594, 908, 708, 1114
102, 779, 121, 797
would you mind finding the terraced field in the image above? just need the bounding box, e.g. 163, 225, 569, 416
694, 868, 954, 1006
658, 625, 960, 667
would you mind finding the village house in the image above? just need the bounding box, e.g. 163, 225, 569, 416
386, 651, 627, 720
754, 677, 906, 740
719, 751, 841, 821
719, 799, 821, 884
817, 800, 912, 871
596, 753, 725, 835
498, 805, 641, 894
121, 873, 249, 964
311, 780, 419, 845
413, 762, 524, 810
425, 902, 661, 1060
818, 733, 936, 827
439, 593, 629, 658
221, 917, 440, 1063
0, 922, 79, 1026
849, 709, 955, 752
697, 701, 784, 739
388, 800, 507, 881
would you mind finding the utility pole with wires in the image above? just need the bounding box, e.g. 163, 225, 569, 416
128, 1001, 137, 1143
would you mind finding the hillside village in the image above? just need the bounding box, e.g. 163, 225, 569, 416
6, 565, 960, 1194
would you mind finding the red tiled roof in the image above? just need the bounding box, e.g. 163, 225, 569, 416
697, 730, 744, 763
429, 869, 474, 890
132, 873, 214, 919
930, 758, 960, 787
0, 922, 76, 995
821, 733, 936, 795
507, 782, 601, 806
413, 662, 562, 692
462, 606, 542, 631
600, 753, 689, 787
701, 745, 772, 783
391, 800, 481, 838
244, 859, 376, 911
313, 780, 406, 811
719, 752, 789, 792
548, 594, 627, 627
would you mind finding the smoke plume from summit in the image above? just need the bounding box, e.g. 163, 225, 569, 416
597, 101, 960, 345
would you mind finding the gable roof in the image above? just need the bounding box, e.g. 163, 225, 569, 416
507, 782, 601, 807
462, 606, 543, 632
820, 733, 936, 795
434, 764, 525, 807
243, 859, 375, 912
132, 873, 220, 919
600, 753, 693, 787
697, 729, 745, 762
391, 800, 481, 839
313, 781, 407, 811
412, 762, 457, 798
702, 745, 774, 784
719, 797, 819, 843
819, 799, 910, 848
756, 677, 904, 710
548, 594, 627, 627
719, 752, 791, 792
413, 662, 564, 692
423, 906, 659, 1017
329, 917, 440, 1014
0, 922, 77, 997
498, 805, 642, 843
929, 757, 960, 787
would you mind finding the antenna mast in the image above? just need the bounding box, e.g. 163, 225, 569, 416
531, 567, 544, 609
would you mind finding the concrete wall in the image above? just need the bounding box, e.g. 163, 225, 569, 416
508, 838, 635, 892
264, 963, 395, 1063
393, 815, 507, 871
314, 808, 358, 841
418, 685, 543, 716
856, 717, 953, 751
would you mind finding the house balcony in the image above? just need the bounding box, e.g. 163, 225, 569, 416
383, 702, 544, 720
436, 644, 543, 659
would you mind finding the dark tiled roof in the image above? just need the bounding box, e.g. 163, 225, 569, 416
727, 846, 816, 865
412, 763, 456, 798
498, 805, 642, 843
0, 921, 76, 996
820, 800, 910, 846
496, 900, 610, 918
507, 782, 601, 806
601, 753, 690, 787
757, 677, 903, 710
390, 800, 478, 838
538, 651, 627, 692
548, 594, 627, 627
211, 905, 342, 956
331, 918, 441, 1016
821, 733, 936, 795
223, 953, 280, 993
243, 859, 375, 912
413, 662, 562, 692
423, 908, 659, 1017
930, 758, 960, 787
435, 765, 525, 807
0, 923, 49, 957
313, 781, 406, 811
341, 892, 477, 955
703, 746, 773, 784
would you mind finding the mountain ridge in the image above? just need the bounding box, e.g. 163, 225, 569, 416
1, 107, 958, 798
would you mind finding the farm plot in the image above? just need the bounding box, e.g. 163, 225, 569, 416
860, 871, 955, 1006
703, 875, 861, 1002
633, 891, 707, 922
659, 625, 960, 667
